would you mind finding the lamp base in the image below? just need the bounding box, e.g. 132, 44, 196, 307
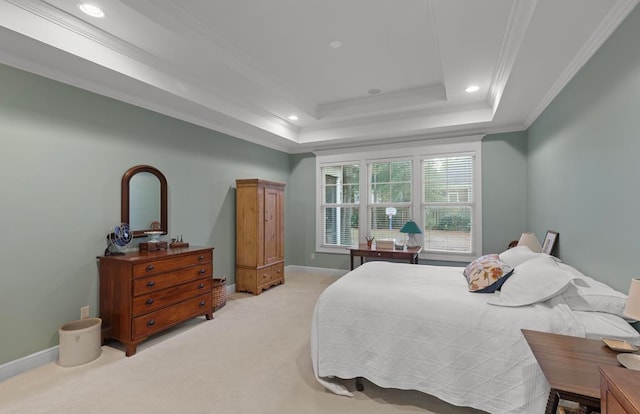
406, 234, 420, 248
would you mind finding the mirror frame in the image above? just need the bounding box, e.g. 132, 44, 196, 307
121, 165, 168, 238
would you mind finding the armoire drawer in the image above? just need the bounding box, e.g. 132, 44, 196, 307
133, 252, 212, 278
259, 263, 284, 286
133, 264, 212, 296
132, 277, 211, 316
132, 293, 211, 339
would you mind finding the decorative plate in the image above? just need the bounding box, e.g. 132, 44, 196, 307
617, 353, 640, 371
602, 338, 638, 353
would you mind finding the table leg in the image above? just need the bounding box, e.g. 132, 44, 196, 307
350, 252, 354, 270
545, 390, 560, 414
360, 257, 364, 266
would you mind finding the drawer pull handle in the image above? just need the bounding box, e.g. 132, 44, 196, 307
198, 255, 205, 261
199, 269, 206, 275
199, 301, 206, 307
377, 253, 381, 256
147, 319, 156, 327
145, 298, 154, 306
198, 283, 205, 289
146, 265, 154, 271
146, 281, 156, 288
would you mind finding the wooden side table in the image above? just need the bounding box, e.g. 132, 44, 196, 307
522, 329, 623, 414
599, 365, 640, 414
347, 244, 422, 270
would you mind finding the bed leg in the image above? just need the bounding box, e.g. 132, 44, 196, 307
355, 377, 364, 391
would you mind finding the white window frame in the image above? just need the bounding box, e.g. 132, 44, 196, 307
315, 136, 483, 262
318, 161, 361, 248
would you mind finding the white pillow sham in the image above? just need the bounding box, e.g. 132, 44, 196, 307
488, 256, 573, 307
498, 245, 559, 268
558, 263, 631, 320
573, 311, 640, 345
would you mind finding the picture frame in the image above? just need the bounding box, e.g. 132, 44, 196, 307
542, 231, 559, 255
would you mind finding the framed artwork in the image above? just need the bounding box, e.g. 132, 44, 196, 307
542, 231, 559, 255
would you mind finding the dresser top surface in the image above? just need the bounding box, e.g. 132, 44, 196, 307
98, 246, 213, 262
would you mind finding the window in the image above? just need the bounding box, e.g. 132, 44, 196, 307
422, 155, 474, 254
368, 159, 412, 241
320, 164, 360, 247
316, 137, 482, 262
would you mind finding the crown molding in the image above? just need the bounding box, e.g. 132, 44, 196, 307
487, 0, 538, 114
317, 84, 446, 120
524, 0, 640, 128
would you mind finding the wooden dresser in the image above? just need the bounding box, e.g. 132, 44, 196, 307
600, 364, 640, 414
235, 179, 285, 295
98, 246, 214, 356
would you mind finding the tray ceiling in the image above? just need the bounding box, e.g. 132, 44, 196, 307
0, 0, 637, 152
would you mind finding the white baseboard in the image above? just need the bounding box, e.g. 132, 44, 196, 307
285, 264, 348, 276
1, 268, 339, 382
0, 346, 59, 383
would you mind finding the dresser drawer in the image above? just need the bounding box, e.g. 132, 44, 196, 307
132, 293, 211, 339
133, 252, 212, 278
133, 264, 212, 296
132, 278, 211, 316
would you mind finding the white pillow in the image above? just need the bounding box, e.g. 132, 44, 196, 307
498, 245, 552, 267
488, 256, 573, 307
573, 311, 640, 345
558, 263, 630, 319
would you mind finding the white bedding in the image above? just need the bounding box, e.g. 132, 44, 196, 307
311, 261, 587, 414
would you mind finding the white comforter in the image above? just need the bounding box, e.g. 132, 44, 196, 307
311, 261, 586, 414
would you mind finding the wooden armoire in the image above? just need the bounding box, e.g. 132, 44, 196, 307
235, 179, 285, 295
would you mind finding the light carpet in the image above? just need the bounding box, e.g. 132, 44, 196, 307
0, 268, 483, 414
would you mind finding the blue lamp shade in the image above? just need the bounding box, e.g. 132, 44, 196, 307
400, 221, 422, 247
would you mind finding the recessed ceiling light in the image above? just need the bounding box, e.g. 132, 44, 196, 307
368, 89, 381, 95
77, 3, 105, 18
288, 115, 299, 121
329, 40, 342, 49
465, 85, 480, 93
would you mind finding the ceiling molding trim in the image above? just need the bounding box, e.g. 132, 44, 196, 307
298, 104, 493, 145
302, 101, 491, 137
134, 0, 319, 119
2, 1, 301, 142
316, 84, 446, 120
312, 134, 485, 157
425, 0, 447, 99
487, 0, 538, 114
5, 0, 158, 65
524, 0, 639, 128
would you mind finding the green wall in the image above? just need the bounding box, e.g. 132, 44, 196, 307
0, 64, 289, 364
527, 4, 640, 293
286, 132, 529, 270
481, 132, 529, 254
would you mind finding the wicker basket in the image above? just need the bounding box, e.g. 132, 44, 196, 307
212, 277, 227, 311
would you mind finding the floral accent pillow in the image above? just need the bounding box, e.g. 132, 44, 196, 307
463, 254, 514, 293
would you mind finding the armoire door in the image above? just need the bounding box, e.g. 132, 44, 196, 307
263, 186, 282, 264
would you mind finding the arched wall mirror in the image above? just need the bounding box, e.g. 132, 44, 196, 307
121, 165, 168, 238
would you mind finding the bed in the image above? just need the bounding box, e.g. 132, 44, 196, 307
311, 246, 639, 414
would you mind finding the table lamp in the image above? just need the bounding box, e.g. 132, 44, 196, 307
400, 220, 422, 248
517, 232, 542, 253
623, 277, 640, 321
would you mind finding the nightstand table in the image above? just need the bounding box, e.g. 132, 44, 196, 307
348, 244, 422, 270
522, 329, 623, 414
599, 364, 640, 414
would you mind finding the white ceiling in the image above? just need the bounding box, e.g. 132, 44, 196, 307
0, 0, 637, 153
